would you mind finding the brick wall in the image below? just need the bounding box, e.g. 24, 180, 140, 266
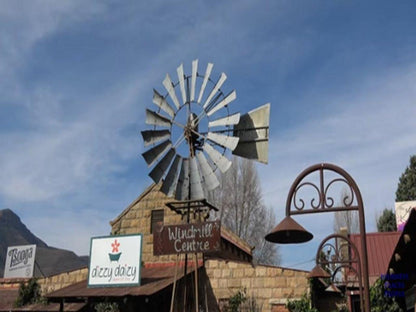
205, 259, 309, 312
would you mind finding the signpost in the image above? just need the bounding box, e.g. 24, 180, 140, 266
88, 234, 143, 287
153, 221, 221, 256
4, 244, 36, 278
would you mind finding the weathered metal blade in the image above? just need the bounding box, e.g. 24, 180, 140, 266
142, 140, 172, 167
197, 63, 213, 103
146, 109, 172, 128
207, 132, 239, 151
149, 148, 176, 183
196, 152, 220, 191
189, 157, 204, 200
203, 73, 227, 109
206, 90, 237, 117
153, 89, 175, 118
233, 103, 270, 164
190, 59, 198, 102
163, 74, 180, 110
161, 155, 182, 197
203, 144, 232, 173
175, 158, 189, 200
141, 129, 171, 146
208, 112, 240, 128
177, 64, 187, 104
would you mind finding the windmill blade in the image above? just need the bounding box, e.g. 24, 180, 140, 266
175, 158, 189, 200
207, 132, 239, 151
177, 64, 187, 104
233, 103, 270, 164
196, 152, 220, 191
163, 74, 181, 109
161, 155, 182, 197
206, 90, 237, 117
190, 59, 198, 102
189, 157, 204, 199
208, 112, 240, 128
153, 89, 175, 118
203, 73, 227, 109
146, 109, 172, 128
142, 140, 172, 167
141, 129, 170, 146
197, 63, 213, 103
203, 144, 232, 173
149, 148, 176, 183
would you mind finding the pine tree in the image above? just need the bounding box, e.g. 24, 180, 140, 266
396, 155, 416, 202
376, 208, 397, 232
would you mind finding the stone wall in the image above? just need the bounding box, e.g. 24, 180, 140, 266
205, 259, 309, 312
110, 184, 185, 265
38, 267, 88, 294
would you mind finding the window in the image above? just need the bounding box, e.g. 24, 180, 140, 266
151, 209, 164, 234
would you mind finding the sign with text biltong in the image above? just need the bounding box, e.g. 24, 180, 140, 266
153, 221, 221, 255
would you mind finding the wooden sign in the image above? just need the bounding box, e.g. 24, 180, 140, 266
153, 221, 221, 255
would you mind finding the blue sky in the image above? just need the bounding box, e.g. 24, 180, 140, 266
1, 1, 415, 270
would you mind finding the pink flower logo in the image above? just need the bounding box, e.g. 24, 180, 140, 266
111, 239, 120, 253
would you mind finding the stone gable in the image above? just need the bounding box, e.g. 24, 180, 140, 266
110, 183, 185, 265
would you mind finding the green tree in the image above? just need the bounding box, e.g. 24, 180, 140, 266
14, 278, 43, 307
286, 294, 318, 312
396, 155, 416, 202
370, 278, 403, 312
376, 208, 397, 232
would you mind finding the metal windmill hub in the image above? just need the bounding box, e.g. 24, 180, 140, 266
141, 60, 270, 200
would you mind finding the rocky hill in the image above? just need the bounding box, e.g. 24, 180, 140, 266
0, 209, 88, 278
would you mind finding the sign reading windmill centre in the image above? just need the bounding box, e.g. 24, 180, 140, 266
153, 221, 221, 255
88, 234, 143, 287
4, 244, 36, 278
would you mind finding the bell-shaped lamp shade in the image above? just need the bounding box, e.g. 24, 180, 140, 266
265, 216, 313, 244
308, 264, 331, 279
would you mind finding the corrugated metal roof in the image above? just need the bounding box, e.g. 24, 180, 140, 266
0, 288, 19, 310
350, 231, 401, 284
5, 303, 86, 312
46, 265, 199, 299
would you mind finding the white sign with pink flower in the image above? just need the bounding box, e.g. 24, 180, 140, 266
88, 234, 143, 287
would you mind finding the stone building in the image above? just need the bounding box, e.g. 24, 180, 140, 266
1, 183, 310, 312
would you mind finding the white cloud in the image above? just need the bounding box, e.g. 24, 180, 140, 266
260, 63, 416, 259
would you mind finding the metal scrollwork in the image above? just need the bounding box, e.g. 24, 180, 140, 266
288, 164, 360, 213
293, 182, 321, 210
313, 234, 365, 312
324, 178, 355, 208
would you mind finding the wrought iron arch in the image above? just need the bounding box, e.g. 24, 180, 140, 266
285, 163, 365, 215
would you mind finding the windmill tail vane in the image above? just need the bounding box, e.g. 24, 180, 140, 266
141, 60, 270, 200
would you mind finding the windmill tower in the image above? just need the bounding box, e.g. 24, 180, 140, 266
141, 60, 270, 311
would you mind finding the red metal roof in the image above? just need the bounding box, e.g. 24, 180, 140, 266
3, 303, 86, 312
0, 288, 19, 310
349, 231, 401, 285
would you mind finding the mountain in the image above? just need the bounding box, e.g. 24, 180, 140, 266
0, 209, 89, 278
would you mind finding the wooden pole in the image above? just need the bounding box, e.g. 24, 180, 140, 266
194, 253, 199, 312
170, 254, 180, 312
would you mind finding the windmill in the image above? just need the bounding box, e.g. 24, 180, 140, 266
141, 60, 270, 311
142, 60, 269, 200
